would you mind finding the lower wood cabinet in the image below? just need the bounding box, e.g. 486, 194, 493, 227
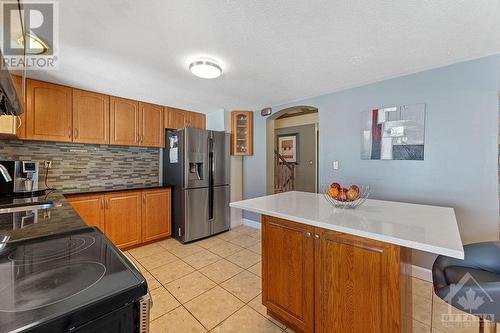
67, 188, 171, 249
262, 215, 408, 333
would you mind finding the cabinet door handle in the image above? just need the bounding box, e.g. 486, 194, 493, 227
68, 127, 72, 138
314, 234, 320, 239
136, 134, 140, 143
100, 198, 104, 209
105, 198, 110, 209
305, 231, 312, 238
74, 128, 78, 138
140, 134, 144, 143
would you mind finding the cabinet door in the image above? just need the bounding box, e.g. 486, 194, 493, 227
73, 89, 110, 144
262, 215, 314, 333
188, 112, 206, 129
66, 194, 105, 231
110, 97, 140, 146
141, 189, 171, 242
231, 111, 253, 156
11, 75, 26, 139
165, 107, 188, 129
315, 229, 401, 333
104, 191, 142, 249
139, 102, 164, 147
26, 79, 72, 142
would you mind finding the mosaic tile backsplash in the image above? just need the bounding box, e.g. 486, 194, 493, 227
0, 140, 160, 191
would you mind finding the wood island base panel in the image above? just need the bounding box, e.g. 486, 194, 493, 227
261, 215, 413, 333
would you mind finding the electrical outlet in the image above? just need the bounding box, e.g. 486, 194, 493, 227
333, 161, 339, 170
44, 161, 52, 169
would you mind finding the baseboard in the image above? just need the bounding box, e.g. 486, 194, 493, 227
411, 265, 432, 282
242, 218, 262, 230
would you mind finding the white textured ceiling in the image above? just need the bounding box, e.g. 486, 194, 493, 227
26, 0, 500, 113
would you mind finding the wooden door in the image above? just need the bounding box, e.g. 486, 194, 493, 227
104, 191, 142, 249
11, 75, 26, 139
66, 194, 105, 231
26, 79, 72, 142
141, 189, 171, 242
314, 229, 402, 333
139, 102, 164, 147
73, 89, 110, 144
262, 215, 315, 333
188, 112, 206, 129
110, 96, 140, 146
165, 107, 188, 129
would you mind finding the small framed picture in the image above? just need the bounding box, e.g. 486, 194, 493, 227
277, 133, 299, 164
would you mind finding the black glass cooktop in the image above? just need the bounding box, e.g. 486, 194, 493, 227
0, 228, 147, 332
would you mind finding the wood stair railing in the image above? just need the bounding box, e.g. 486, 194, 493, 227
274, 149, 295, 193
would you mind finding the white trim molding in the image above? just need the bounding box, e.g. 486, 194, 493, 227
242, 218, 262, 230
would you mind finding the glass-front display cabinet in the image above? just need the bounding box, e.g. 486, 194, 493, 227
231, 111, 253, 156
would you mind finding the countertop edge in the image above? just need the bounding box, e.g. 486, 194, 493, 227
230, 202, 465, 260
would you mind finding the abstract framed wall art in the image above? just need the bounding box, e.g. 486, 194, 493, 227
361, 103, 426, 160
277, 133, 299, 163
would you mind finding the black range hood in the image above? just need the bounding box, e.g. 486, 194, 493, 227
0, 50, 24, 116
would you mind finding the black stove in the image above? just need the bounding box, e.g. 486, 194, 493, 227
0, 228, 149, 332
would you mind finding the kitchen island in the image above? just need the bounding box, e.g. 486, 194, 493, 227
230, 191, 464, 333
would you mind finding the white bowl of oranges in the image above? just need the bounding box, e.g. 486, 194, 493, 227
323, 183, 369, 209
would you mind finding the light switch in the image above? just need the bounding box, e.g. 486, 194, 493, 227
333, 161, 339, 170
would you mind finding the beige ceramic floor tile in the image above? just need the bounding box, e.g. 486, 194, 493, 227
231, 225, 256, 235
209, 242, 244, 258
247, 262, 262, 277
432, 294, 479, 333
194, 236, 226, 250
183, 249, 222, 269
129, 243, 164, 259
246, 229, 261, 240
169, 243, 204, 259
142, 270, 162, 290
217, 230, 244, 242
150, 287, 180, 320
150, 306, 207, 333
412, 294, 432, 325
226, 249, 261, 269
150, 259, 195, 284
199, 259, 244, 284
228, 234, 260, 248
212, 306, 282, 333
157, 238, 183, 251
126, 254, 147, 273
412, 277, 433, 301
413, 319, 431, 333
138, 251, 178, 271
166, 271, 216, 304
221, 270, 262, 302
184, 286, 244, 330
246, 242, 262, 254
247, 294, 286, 329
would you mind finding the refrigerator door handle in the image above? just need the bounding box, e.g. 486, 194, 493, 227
208, 136, 214, 221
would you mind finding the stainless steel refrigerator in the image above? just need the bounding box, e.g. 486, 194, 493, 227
163, 128, 230, 243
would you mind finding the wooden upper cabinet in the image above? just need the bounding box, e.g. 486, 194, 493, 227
104, 191, 142, 249
262, 216, 315, 333
139, 102, 164, 147
26, 79, 73, 142
231, 111, 253, 156
110, 96, 140, 146
73, 89, 110, 144
11, 75, 26, 139
67, 194, 105, 231
314, 229, 401, 333
142, 189, 171, 242
165, 107, 188, 129
188, 112, 206, 129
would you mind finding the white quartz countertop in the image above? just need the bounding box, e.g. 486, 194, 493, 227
230, 191, 464, 259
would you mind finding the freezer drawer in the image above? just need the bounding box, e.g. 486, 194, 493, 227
211, 185, 230, 235
184, 188, 210, 242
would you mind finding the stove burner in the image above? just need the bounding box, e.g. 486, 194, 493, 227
0, 262, 106, 312
8, 235, 95, 265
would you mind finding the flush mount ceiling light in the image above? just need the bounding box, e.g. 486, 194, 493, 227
189, 58, 222, 79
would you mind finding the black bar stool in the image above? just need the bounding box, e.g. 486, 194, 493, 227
432, 242, 500, 333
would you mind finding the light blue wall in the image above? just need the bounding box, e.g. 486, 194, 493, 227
243, 55, 500, 268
